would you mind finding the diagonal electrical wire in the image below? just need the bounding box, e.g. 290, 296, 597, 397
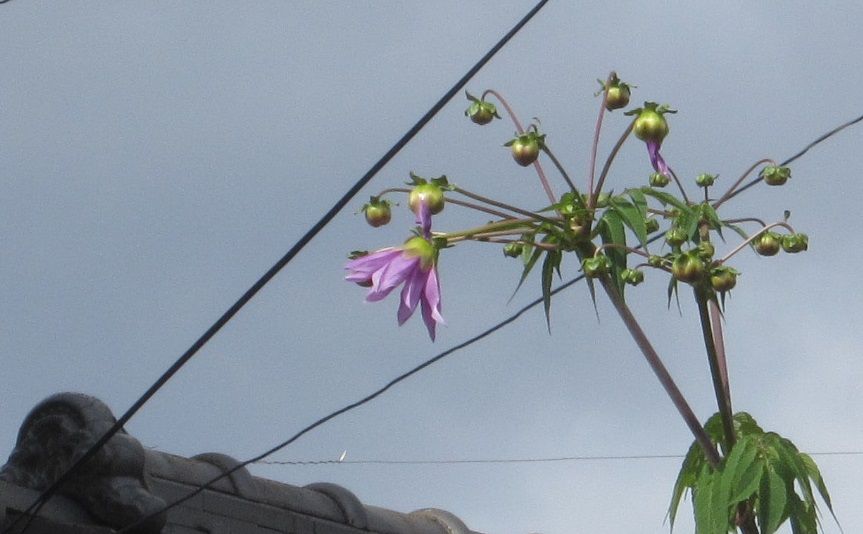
724, 111, 863, 201
114, 108, 863, 532
116, 274, 581, 533
258, 450, 863, 466
6, 2, 552, 533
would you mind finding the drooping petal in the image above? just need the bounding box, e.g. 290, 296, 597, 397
345, 248, 402, 283
415, 199, 432, 238
397, 264, 426, 325
366, 253, 419, 302
647, 140, 669, 176
419, 266, 444, 341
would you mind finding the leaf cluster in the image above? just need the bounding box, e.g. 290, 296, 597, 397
669, 412, 838, 534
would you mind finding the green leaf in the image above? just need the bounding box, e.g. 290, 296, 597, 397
626, 188, 648, 219
699, 203, 724, 239
540, 250, 561, 332
608, 197, 648, 248
800, 452, 840, 527
641, 186, 692, 214
668, 441, 705, 530
758, 469, 787, 534
721, 436, 761, 504
723, 222, 750, 243
598, 210, 628, 296
511, 246, 542, 299
788, 493, 819, 534
693, 466, 727, 534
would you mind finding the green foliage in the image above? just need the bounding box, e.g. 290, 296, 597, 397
669, 412, 838, 534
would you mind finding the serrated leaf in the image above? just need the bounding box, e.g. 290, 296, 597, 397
510, 246, 542, 300
721, 436, 760, 504
788, 492, 819, 534
694, 466, 727, 534
609, 197, 648, 248
800, 453, 840, 527
731, 457, 765, 506
699, 203, 724, 239
626, 188, 648, 218
641, 186, 692, 214
667, 275, 681, 312
598, 210, 627, 296
758, 469, 787, 534
668, 441, 705, 530
540, 250, 561, 333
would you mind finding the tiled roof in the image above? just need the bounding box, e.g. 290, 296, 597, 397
0, 393, 484, 534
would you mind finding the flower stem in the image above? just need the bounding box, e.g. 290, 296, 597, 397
695, 288, 736, 454
667, 167, 691, 205
542, 145, 579, 193
716, 221, 795, 265
599, 276, 720, 468
589, 119, 635, 210
587, 72, 614, 197
441, 219, 538, 241
482, 89, 557, 205
452, 186, 562, 227
713, 158, 776, 209
379, 187, 515, 219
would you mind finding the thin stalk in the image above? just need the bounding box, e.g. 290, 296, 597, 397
667, 167, 691, 205
440, 218, 537, 241
713, 158, 776, 209
587, 72, 614, 196
695, 288, 736, 455
716, 221, 795, 265
452, 186, 562, 227
542, 145, 578, 193
589, 120, 635, 210
379, 187, 515, 220
708, 299, 731, 404
483, 89, 556, 205
599, 277, 720, 468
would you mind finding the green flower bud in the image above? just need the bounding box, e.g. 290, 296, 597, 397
762, 165, 791, 186
695, 173, 717, 187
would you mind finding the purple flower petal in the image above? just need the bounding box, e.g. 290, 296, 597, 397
397, 265, 426, 325
345, 248, 401, 282
415, 200, 432, 238
419, 266, 444, 341
366, 253, 419, 302
647, 140, 669, 177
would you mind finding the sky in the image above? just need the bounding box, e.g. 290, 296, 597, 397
1, 2, 862, 534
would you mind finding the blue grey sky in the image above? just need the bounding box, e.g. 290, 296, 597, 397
1, 3, 862, 533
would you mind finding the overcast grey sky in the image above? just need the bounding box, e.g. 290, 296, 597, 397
1, 2, 862, 533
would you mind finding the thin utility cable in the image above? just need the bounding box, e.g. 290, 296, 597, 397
7, 2, 551, 533
259, 450, 863, 466
725, 111, 863, 201
116, 273, 579, 533
115, 109, 863, 532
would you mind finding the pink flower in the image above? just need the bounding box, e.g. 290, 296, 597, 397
346, 235, 444, 341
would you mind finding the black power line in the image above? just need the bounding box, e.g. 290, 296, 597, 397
115, 107, 862, 532
118, 272, 581, 533
6, 2, 552, 533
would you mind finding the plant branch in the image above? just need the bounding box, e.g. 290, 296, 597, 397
587, 72, 614, 197
451, 186, 562, 227
712, 158, 776, 209
589, 120, 634, 210
695, 288, 736, 455
542, 145, 579, 193
599, 276, 720, 468
483, 89, 557, 204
